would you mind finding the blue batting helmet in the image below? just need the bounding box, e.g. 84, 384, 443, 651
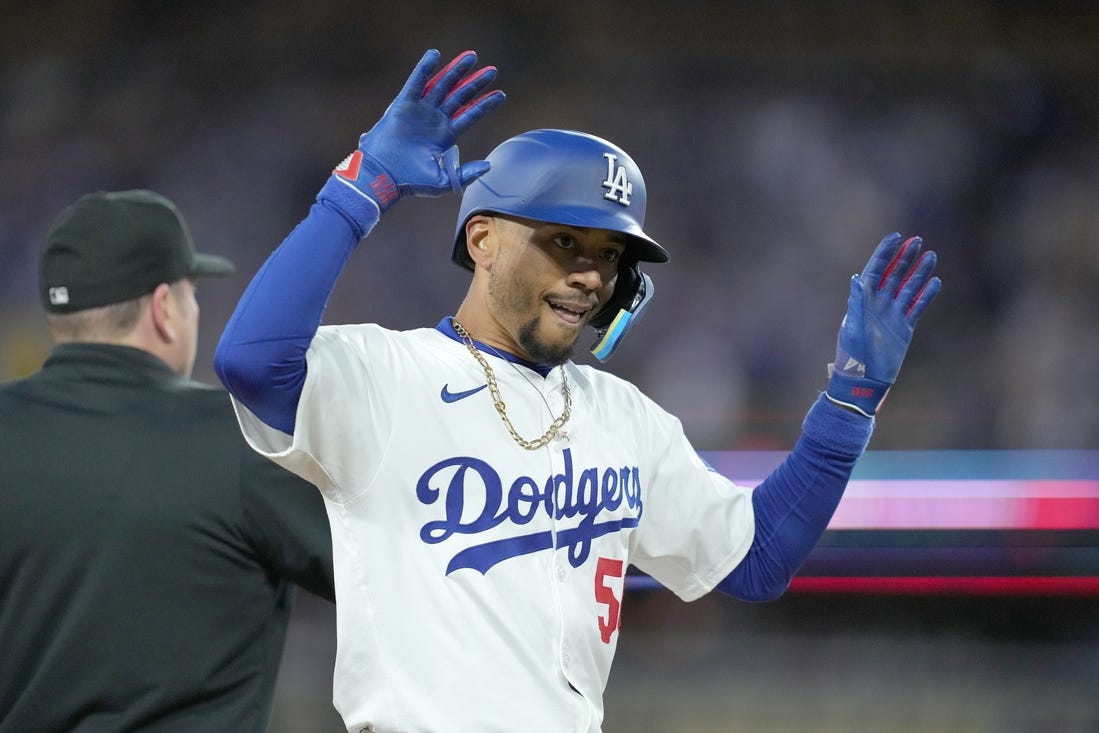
451, 129, 668, 270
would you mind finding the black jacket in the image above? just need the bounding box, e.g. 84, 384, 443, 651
0, 343, 335, 733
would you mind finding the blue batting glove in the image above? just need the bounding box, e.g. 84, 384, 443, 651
826, 232, 942, 417
318, 49, 506, 234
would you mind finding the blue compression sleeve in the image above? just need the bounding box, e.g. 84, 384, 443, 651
214, 201, 374, 434
716, 394, 873, 601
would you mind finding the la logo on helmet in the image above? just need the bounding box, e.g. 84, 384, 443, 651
601, 153, 633, 205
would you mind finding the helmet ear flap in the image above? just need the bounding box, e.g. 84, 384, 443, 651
590, 259, 640, 330
589, 260, 654, 362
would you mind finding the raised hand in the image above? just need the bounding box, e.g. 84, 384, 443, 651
826, 233, 942, 417
318, 49, 506, 231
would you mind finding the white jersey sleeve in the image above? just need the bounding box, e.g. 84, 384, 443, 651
567, 364, 755, 601
230, 324, 401, 503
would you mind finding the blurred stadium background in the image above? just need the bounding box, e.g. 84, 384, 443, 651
2, 1, 1098, 731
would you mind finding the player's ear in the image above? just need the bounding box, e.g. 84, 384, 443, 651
149, 282, 177, 343
465, 215, 496, 269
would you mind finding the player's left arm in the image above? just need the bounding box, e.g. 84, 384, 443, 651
717, 233, 941, 601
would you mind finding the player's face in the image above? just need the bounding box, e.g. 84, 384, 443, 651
487, 216, 624, 364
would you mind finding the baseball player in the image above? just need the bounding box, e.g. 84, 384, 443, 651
215, 49, 941, 732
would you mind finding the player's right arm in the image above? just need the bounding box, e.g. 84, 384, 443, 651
214, 49, 505, 434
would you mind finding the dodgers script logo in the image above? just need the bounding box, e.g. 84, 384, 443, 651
416, 448, 642, 575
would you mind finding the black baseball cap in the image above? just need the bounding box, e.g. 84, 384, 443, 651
39, 189, 235, 313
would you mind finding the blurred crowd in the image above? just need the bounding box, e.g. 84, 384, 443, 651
2, 0, 1098, 451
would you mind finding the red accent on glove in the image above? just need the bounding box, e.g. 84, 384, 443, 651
334, 151, 363, 180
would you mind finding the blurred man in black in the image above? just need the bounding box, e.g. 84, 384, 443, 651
0, 190, 335, 733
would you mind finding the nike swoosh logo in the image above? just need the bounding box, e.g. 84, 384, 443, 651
440, 384, 488, 403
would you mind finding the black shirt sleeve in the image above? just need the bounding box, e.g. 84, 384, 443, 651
238, 445, 336, 602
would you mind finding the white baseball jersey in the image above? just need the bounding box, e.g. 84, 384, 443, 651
231, 323, 755, 733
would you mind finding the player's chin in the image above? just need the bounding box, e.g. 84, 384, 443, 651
518, 317, 578, 365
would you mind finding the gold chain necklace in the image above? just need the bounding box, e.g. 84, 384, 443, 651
451, 318, 571, 450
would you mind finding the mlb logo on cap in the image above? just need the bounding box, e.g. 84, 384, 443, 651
48, 287, 70, 306
39, 189, 234, 313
